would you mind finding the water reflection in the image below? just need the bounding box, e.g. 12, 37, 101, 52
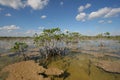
0, 39, 120, 55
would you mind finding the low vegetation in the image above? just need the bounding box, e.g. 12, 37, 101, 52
11, 42, 28, 61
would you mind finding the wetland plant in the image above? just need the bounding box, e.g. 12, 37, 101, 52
34, 28, 70, 60
11, 42, 28, 61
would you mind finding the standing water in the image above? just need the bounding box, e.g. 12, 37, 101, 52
0, 38, 120, 80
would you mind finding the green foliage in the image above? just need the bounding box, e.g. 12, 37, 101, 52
11, 42, 28, 53
33, 27, 63, 47
11, 42, 28, 61
33, 28, 71, 60
104, 32, 110, 36
42, 27, 61, 40
33, 27, 83, 48
104, 32, 110, 38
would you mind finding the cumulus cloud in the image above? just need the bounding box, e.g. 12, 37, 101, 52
76, 3, 91, 21
41, 15, 47, 19
0, 25, 44, 36
76, 12, 86, 21
76, 6, 120, 21
85, 3, 91, 9
104, 8, 120, 18
0, 25, 20, 32
27, 0, 49, 10
78, 3, 91, 12
98, 20, 112, 24
88, 7, 111, 19
88, 7, 120, 19
98, 20, 105, 23
0, 0, 24, 9
107, 20, 112, 23
0, 0, 49, 10
5, 13, 11, 16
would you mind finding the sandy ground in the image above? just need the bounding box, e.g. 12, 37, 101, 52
1, 60, 63, 80
95, 60, 120, 73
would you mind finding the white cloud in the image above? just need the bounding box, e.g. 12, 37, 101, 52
78, 3, 91, 12
27, 0, 49, 10
38, 27, 44, 30
0, 25, 20, 32
88, 7, 111, 19
0, 25, 44, 36
76, 12, 86, 21
98, 20, 105, 23
60, 2, 64, 5
0, 0, 49, 10
25, 30, 35, 34
76, 3, 91, 22
0, 0, 24, 9
78, 6, 84, 12
5, 13, 11, 16
107, 20, 112, 23
104, 8, 120, 18
85, 3, 91, 9
88, 7, 120, 19
25, 29, 41, 36
41, 15, 47, 19
76, 7, 120, 22
98, 20, 112, 24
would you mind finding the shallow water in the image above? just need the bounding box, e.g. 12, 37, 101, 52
0, 39, 120, 80
0, 39, 120, 54
0, 38, 34, 54
47, 53, 120, 80
77, 40, 120, 54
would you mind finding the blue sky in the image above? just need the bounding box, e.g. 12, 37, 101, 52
0, 0, 120, 36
